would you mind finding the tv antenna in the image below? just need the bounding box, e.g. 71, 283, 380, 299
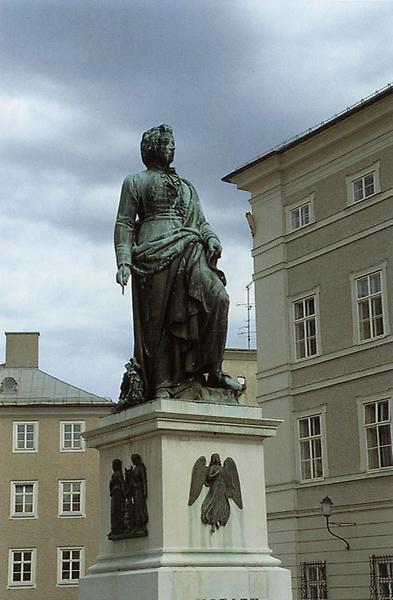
237, 280, 256, 349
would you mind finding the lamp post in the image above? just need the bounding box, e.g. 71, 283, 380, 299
320, 496, 351, 550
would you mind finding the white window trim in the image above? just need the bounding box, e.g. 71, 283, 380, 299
12, 421, 39, 453
345, 160, 381, 206
58, 480, 86, 518
8, 548, 37, 588
10, 481, 38, 519
350, 261, 390, 346
57, 546, 85, 586
356, 392, 393, 474
289, 287, 322, 362
295, 406, 328, 483
59, 420, 86, 452
286, 192, 315, 233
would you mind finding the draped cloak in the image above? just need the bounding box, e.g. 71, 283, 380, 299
114, 167, 229, 399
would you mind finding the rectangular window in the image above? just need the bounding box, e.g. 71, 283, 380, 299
370, 555, 393, 600
11, 482, 37, 518
12, 422, 38, 452
291, 202, 311, 230
352, 171, 375, 202
8, 549, 36, 587
301, 561, 327, 600
365, 400, 393, 470
355, 271, 385, 341
57, 547, 84, 585
298, 415, 323, 480
293, 295, 318, 359
59, 480, 85, 516
60, 421, 85, 452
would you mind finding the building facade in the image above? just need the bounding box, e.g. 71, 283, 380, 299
224, 86, 393, 599
223, 348, 257, 406
0, 332, 112, 599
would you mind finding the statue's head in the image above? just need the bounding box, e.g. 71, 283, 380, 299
112, 459, 122, 472
131, 453, 142, 465
210, 453, 221, 466
140, 124, 175, 169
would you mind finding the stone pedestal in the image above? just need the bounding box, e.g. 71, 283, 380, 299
79, 398, 292, 600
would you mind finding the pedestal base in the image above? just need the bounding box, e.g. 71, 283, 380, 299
79, 399, 293, 599
79, 566, 292, 600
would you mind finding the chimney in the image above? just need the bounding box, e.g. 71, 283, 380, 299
5, 332, 40, 368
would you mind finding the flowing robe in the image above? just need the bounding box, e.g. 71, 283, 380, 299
114, 167, 229, 399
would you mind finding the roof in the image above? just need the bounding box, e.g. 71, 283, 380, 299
0, 365, 112, 407
222, 83, 393, 183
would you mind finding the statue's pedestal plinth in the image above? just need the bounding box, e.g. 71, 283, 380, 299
79, 398, 292, 600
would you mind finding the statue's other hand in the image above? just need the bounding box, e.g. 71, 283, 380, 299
116, 264, 131, 287
207, 238, 222, 262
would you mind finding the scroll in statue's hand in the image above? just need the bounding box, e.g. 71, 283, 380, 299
207, 238, 222, 262
116, 264, 131, 287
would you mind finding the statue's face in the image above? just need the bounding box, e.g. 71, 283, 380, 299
156, 133, 175, 167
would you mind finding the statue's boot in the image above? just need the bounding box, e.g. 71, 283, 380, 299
207, 367, 243, 392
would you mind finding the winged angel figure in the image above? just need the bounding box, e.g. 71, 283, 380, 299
188, 454, 243, 532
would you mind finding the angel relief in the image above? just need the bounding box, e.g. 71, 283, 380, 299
188, 453, 243, 533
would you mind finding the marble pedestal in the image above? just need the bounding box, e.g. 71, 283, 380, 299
79, 399, 292, 600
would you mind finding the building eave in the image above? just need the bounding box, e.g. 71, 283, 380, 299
222, 83, 393, 184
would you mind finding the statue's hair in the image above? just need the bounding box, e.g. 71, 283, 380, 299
140, 124, 173, 167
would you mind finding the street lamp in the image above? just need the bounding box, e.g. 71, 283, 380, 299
320, 496, 351, 550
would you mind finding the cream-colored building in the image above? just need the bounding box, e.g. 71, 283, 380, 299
0, 332, 112, 599
224, 85, 393, 599
223, 347, 257, 406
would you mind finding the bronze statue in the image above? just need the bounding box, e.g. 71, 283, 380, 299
188, 453, 243, 533
108, 459, 125, 539
125, 453, 148, 537
114, 124, 242, 401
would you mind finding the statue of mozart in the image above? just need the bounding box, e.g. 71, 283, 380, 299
114, 124, 241, 401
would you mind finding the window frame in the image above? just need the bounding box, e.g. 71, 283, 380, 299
286, 193, 315, 233
8, 548, 37, 588
296, 408, 327, 483
58, 480, 86, 518
12, 421, 39, 453
300, 560, 327, 600
350, 263, 390, 346
290, 288, 321, 362
370, 554, 393, 600
364, 398, 393, 472
346, 161, 381, 206
10, 481, 38, 519
57, 546, 85, 586
357, 393, 393, 474
59, 420, 86, 453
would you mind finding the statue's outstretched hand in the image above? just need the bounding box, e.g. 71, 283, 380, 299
207, 238, 222, 263
116, 264, 131, 288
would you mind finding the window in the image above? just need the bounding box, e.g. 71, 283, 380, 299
8, 549, 36, 588
60, 421, 85, 452
12, 422, 38, 452
286, 193, 315, 233
291, 202, 311, 230
11, 482, 37, 518
300, 561, 327, 600
57, 547, 84, 585
364, 400, 393, 470
346, 161, 380, 206
355, 271, 385, 341
370, 555, 393, 600
293, 295, 319, 359
352, 171, 375, 202
59, 480, 85, 516
298, 415, 323, 480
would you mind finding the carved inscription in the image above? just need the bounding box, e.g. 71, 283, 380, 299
196, 597, 259, 600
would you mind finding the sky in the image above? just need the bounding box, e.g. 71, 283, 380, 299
1, 0, 392, 401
